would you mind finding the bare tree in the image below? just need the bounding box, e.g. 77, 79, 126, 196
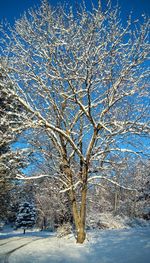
0, 1, 149, 242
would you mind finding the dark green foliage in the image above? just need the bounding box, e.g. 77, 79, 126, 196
15, 202, 36, 233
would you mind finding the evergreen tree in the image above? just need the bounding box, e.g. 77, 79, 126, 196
0, 62, 32, 222
15, 202, 36, 234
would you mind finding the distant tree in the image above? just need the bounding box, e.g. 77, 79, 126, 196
15, 202, 36, 234
0, 66, 20, 220
130, 160, 150, 219
0, 1, 149, 242
100, 158, 150, 219
0, 61, 33, 221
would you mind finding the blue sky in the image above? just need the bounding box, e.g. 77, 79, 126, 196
0, 0, 149, 25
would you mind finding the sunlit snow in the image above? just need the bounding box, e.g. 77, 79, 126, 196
0, 228, 150, 263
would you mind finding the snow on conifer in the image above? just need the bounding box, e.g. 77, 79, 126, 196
15, 202, 36, 234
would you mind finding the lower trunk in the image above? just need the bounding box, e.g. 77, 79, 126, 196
76, 226, 86, 243
70, 187, 87, 244
69, 189, 86, 243
62, 157, 87, 244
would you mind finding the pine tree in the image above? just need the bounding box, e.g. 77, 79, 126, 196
15, 202, 36, 234
0, 63, 32, 222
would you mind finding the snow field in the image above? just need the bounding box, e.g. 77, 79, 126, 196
0, 228, 150, 263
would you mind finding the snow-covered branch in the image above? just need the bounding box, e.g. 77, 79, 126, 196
88, 176, 138, 192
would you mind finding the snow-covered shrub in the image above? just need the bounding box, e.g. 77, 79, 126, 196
57, 223, 72, 238
15, 202, 36, 234
87, 213, 129, 230
98, 213, 128, 229
87, 212, 150, 230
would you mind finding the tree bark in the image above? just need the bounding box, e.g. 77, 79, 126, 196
76, 191, 87, 243
76, 224, 86, 243
69, 186, 86, 243
76, 167, 88, 243
62, 157, 87, 243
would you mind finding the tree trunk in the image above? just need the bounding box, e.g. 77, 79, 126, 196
23, 229, 25, 234
62, 156, 87, 243
68, 177, 87, 243
76, 225, 86, 243
75, 175, 87, 243
69, 187, 86, 243
71, 202, 86, 243
72, 204, 86, 243
77, 186, 87, 243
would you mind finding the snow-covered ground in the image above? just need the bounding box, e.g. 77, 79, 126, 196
0, 227, 150, 263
